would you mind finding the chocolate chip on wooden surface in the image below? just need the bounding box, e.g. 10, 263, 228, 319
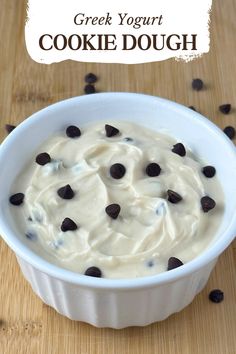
66, 125, 81, 138
219, 104, 231, 114
9, 193, 24, 206
105, 124, 119, 137
5, 124, 16, 134
35, 152, 51, 166
85, 73, 97, 84
84, 266, 102, 277
192, 78, 204, 91
84, 84, 96, 94
167, 257, 183, 270
105, 203, 121, 219
209, 289, 224, 303
223, 126, 235, 139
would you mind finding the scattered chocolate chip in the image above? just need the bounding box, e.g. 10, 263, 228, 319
84, 84, 96, 94
223, 126, 235, 139
189, 106, 196, 111
25, 231, 37, 240
5, 124, 16, 134
219, 104, 231, 114
61, 217, 78, 232
105, 203, 121, 219
57, 184, 75, 200
192, 78, 203, 91
202, 166, 216, 178
9, 193, 24, 206
84, 266, 102, 278
167, 257, 183, 270
35, 152, 51, 166
105, 124, 119, 137
209, 289, 224, 303
172, 143, 186, 157
201, 196, 216, 212
146, 163, 161, 177
110, 163, 126, 179
85, 73, 97, 84
66, 125, 81, 138
167, 190, 182, 204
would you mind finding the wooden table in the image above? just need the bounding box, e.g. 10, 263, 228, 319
0, 0, 236, 353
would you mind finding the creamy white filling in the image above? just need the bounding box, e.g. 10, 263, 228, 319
12, 121, 224, 278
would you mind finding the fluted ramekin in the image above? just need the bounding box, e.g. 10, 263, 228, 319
0, 93, 236, 328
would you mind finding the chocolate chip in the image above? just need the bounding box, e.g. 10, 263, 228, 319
35, 152, 51, 166
61, 217, 78, 232
146, 163, 161, 177
189, 106, 196, 111
5, 124, 16, 134
110, 163, 126, 179
156, 202, 166, 216
57, 184, 75, 199
192, 78, 203, 91
167, 257, 183, 270
172, 143, 186, 157
223, 126, 235, 139
105, 204, 121, 219
105, 124, 119, 137
123, 137, 133, 142
202, 166, 216, 178
85, 73, 97, 84
147, 260, 154, 267
167, 190, 182, 204
31, 211, 42, 223
201, 196, 216, 212
9, 193, 24, 206
219, 104, 231, 114
53, 239, 63, 249
209, 289, 224, 303
25, 231, 37, 241
66, 125, 81, 138
84, 84, 96, 94
84, 266, 102, 277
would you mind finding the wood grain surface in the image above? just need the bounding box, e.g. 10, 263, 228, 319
0, 0, 236, 353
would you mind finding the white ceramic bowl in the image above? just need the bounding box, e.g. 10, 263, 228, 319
0, 93, 236, 329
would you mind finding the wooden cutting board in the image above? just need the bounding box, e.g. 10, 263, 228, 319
0, 0, 235, 353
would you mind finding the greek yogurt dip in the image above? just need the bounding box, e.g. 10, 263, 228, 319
10, 121, 224, 279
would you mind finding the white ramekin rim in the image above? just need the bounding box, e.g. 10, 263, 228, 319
0, 92, 236, 290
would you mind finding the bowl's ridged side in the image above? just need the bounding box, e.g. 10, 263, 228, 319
16, 255, 217, 328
